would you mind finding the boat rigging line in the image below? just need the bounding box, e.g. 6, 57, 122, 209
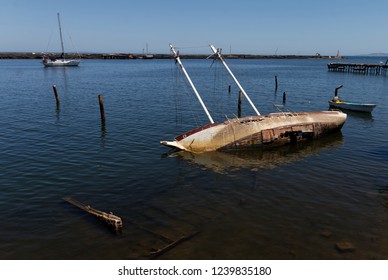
170, 43, 215, 124
209, 44, 261, 116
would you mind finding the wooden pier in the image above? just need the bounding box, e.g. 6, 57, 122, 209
328, 62, 388, 75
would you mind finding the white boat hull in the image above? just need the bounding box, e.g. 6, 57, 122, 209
161, 111, 347, 153
43, 58, 80, 67
329, 100, 376, 113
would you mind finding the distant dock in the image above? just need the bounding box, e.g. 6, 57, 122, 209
328, 62, 388, 75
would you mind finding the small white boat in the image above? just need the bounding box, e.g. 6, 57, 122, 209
42, 13, 80, 67
328, 85, 376, 113
160, 44, 347, 153
328, 100, 376, 113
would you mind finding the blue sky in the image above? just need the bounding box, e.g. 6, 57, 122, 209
1, 0, 387, 55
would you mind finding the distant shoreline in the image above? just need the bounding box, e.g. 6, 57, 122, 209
0, 52, 345, 60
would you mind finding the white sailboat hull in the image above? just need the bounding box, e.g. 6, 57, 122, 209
43, 58, 80, 67
161, 111, 347, 153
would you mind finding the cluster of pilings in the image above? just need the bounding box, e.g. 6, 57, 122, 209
328, 62, 388, 75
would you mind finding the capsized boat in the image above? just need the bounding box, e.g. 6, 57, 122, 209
328, 85, 376, 113
167, 131, 343, 173
42, 13, 80, 67
160, 44, 347, 153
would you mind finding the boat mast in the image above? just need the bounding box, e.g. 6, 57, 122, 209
170, 44, 214, 124
209, 44, 261, 116
57, 13, 65, 58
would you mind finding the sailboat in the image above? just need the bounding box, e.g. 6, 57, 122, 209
160, 44, 347, 153
42, 13, 80, 67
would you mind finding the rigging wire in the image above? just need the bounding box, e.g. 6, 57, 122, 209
207, 58, 238, 120
67, 32, 81, 59
170, 45, 244, 126
45, 26, 55, 53
171, 58, 204, 130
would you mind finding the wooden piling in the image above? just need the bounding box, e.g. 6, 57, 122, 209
275, 75, 278, 91
283, 91, 286, 103
52, 85, 60, 105
228, 85, 231, 93
238, 90, 242, 118
98, 95, 105, 122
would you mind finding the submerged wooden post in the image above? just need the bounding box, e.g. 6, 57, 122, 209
283, 91, 286, 104
52, 85, 60, 105
238, 90, 242, 118
98, 95, 105, 122
228, 85, 231, 93
63, 197, 122, 231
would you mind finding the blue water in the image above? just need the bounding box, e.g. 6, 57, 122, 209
1, 57, 388, 259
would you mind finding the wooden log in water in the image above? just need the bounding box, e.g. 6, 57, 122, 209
63, 197, 122, 231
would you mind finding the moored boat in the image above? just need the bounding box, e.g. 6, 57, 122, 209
42, 13, 80, 67
328, 100, 376, 113
43, 57, 80, 67
328, 85, 376, 113
161, 44, 347, 153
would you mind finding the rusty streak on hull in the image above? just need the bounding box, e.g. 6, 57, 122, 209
160, 111, 347, 153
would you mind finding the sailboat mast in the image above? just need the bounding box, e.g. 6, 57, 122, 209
57, 13, 65, 58
170, 44, 214, 124
209, 44, 261, 116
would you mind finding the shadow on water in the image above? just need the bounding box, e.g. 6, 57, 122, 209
163, 132, 344, 173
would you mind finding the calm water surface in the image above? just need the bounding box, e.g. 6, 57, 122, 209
1, 57, 388, 259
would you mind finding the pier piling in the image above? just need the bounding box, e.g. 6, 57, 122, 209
275, 75, 278, 91
238, 90, 242, 118
52, 85, 60, 105
98, 95, 105, 123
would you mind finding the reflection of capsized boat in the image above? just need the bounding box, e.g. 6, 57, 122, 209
161, 44, 347, 153
329, 85, 376, 113
165, 132, 344, 173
